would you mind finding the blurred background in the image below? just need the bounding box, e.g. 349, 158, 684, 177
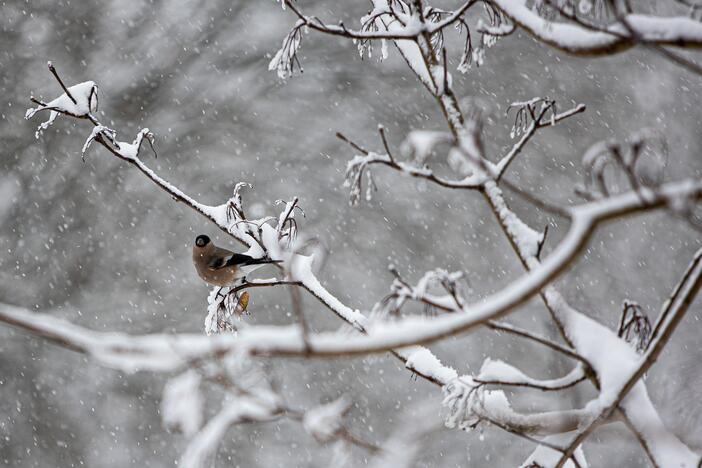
1, 0, 701, 466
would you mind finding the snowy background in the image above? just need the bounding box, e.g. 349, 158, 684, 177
1, 0, 701, 466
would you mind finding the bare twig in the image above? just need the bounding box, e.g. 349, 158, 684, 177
48, 61, 77, 104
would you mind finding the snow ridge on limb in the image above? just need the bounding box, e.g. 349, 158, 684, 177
490, 0, 702, 55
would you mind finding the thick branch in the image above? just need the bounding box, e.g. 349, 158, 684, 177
490, 0, 702, 55
554, 247, 702, 468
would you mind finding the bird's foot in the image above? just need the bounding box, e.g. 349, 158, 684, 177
215, 287, 226, 299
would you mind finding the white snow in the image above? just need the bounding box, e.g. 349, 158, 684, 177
401, 130, 451, 163
180, 396, 277, 468
484, 180, 543, 257
400, 347, 457, 384
302, 397, 351, 443
161, 369, 204, 437
478, 358, 584, 389
25, 80, 98, 138
521, 435, 588, 468
493, 0, 702, 54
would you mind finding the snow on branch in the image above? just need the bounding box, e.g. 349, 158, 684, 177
490, 0, 702, 55
268, 19, 306, 79
280, 0, 476, 41
475, 358, 586, 391
179, 394, 283, 468
162, 369, 204, 437
23, 62, 462, 393
16, 3, 702, 464
25, 63, 98, 138
337, 128, 486, 204
4, 179, 702, 364
551, 247, 702, 468
442, 377, 596, 437
521, 437, 588, 468
302, 397, 352, 443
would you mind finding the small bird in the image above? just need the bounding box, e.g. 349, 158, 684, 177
192, 234, 281, 287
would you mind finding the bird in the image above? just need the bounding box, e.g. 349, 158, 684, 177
192, 234, 281, 287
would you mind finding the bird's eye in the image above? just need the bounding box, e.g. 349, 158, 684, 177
195, 235, 209, 247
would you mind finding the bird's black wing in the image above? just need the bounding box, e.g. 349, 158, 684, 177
209, 253, 279, 270
207, 256, 229, 269
224, 253, 258, 267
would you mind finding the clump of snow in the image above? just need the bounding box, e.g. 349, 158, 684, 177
521, 435, 588, 468
478, 357, 584, 389
401, 130, 451, 164
442, 377, 480, 429
25, 80, 98, 138
484, 180, 543, 257
269, 20, 305, 79
205, 287, 227, 335
402, 347, 458, 384
82, 125, 117, 158
161, 370, 204, 437
303, 397, 351, 443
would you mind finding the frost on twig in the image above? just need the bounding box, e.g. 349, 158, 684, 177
82, 125, 155, 162
443, 375, 592, 441
540, 0, 611, 21
442, 377, 483, 430
457, 3, 506, 73
507, 97, 557, 138
576, 128, 668, 200
205, 287, 250, 335
371, 266, 468, 319
269, 19, 306, 79
358, 8, 391, 60
343, 152, 385, 205
81, 125, 117, 159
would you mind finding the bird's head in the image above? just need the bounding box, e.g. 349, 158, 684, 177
195, 234, 211, 249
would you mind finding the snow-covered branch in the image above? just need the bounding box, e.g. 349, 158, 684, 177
282, 0, 477, 41
552, 247, 702, 468
475, 358, 586, 391
4, 179, 701, 364
442, 377, 600, 437
490, 0, 702, 55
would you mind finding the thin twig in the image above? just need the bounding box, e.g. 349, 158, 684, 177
48, 61, 77, 104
